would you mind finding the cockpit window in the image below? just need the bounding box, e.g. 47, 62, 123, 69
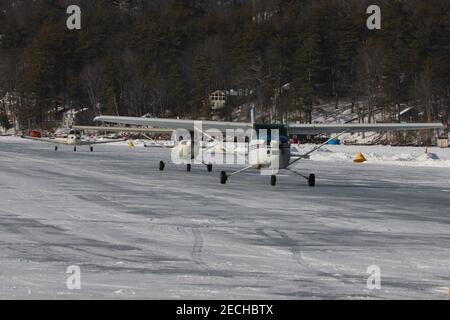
69, 129, 81, 136
253, 124, 289, 144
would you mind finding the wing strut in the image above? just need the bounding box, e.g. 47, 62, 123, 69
287, 130, 348, 168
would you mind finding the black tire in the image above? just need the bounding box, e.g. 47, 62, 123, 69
54, 146, 58, 152
207, 164, 213, 172
90, 146, 94, 152
159, 161, 165, 171
270, 175, 277, 186
187, 164, 191, 172
308, 174, 315, 187
73, 146, 77, 152
220, 171, 228, 184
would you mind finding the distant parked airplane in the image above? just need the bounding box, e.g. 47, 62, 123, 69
22, 129, 124, 152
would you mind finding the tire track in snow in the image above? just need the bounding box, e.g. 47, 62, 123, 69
256, 228, 312, 272
191, 228, 206, 267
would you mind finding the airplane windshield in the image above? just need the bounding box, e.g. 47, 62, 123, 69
69, 129, 81, 136
253, 124, 289, 144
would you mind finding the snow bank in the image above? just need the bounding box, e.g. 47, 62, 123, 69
293, 144, 450, 168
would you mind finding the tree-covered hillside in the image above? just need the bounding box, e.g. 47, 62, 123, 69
0, 0, 449, 130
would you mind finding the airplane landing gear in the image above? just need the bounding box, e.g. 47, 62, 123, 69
207, 164, 213, 172
270, 175, 277, 186
285, 168, 316, 187
308, 174, 315, 187
219, 165, 252, 185
220, 171, 228, 184
73, 146, 77, 152
54, 146, 58, 152
159, 161, 165, 171
187, 164, 191, 172
90, 146, 94, 152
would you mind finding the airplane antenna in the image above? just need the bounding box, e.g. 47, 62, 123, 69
250, 104, 256, 124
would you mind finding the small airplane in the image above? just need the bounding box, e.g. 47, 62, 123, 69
72, 125, 174, 148
73, 125, 216, 172
92, 112, 443, 186
22, 129, 124, 152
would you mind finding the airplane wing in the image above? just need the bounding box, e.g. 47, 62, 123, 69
79, 138, 126, 145
94, 116, 253, 132
22, 135, 125, 145
288, 123, 444, 135
73, 125, 174, 133
94, 115, 443, 134
21, 136, 69, 144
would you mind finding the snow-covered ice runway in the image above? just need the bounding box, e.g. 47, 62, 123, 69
0, 137, 449, 299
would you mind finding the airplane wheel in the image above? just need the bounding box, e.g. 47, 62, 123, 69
207, 164, 213, 172
270, 175, 277, 186
187, 164, 191, 172
73, 146, 77, 152
90, 146, 94, 152
159, 161, 165, 171
220, 171, 228, 184
54, 146, 58, 152
308, 174, 315, 187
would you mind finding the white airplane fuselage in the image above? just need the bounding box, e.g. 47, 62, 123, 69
248, 139, 291, 170
66, 134, 82, 145
172, 139, 200, 161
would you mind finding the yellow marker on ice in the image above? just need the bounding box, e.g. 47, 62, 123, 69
353, 152, 367, 163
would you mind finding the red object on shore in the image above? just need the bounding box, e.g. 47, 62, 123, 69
290, 135, 298, 144
28, 130, 42, 138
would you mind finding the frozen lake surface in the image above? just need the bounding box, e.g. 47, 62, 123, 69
0, 137, 449, 299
